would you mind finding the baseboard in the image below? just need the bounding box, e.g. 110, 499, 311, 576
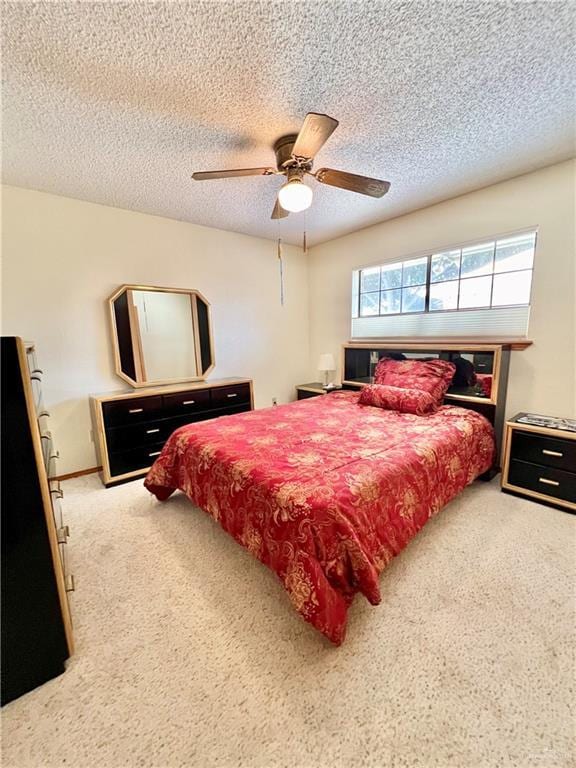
53, 466, 102, 481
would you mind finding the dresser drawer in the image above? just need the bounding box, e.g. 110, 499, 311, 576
58, 538, 74, 600
162, 389, 211, 417
106, 414, 202, 452
508, 459, 576, 504
40, 431, 53, 470
511, 430, 576, 473
102, 396, 163, 427
211, 383, 251, 408
47, 450, 60, 480
43, 435, 60, 479
50, 492, 65, 533
108, 441, 166, 478
28, 366, 44, 411
49, 478, 64, 502
106, 419, 169, 453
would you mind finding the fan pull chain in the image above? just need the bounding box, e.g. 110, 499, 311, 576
303, 210, 308, 254
277, 237, 285, 306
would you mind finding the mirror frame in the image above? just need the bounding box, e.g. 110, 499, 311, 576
108, 284, 215, 388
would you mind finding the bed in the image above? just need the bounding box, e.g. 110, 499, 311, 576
145, 389, 495, 644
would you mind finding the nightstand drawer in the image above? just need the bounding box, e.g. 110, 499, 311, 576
508, 459, 576, 504
297, 389, 323, 400
511, 431, 576, 473
296, 382, 338, 400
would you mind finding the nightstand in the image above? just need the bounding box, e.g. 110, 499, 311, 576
502, 413, 576, 513
296, 382, 342, 400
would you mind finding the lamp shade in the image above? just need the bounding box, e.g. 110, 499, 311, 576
317, 353, 335, 372
278, 178, 313, 213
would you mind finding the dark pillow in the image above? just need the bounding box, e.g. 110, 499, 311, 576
451, 356, 477, 387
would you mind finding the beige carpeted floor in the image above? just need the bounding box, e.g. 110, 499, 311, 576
1, 475, 574, 768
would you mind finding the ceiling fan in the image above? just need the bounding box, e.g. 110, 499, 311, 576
192, 112, 391, 219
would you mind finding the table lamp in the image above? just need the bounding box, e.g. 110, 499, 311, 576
317, 353, 336, 386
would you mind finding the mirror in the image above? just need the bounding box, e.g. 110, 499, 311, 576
343, 345, 501, 404
108, 285, 214, 387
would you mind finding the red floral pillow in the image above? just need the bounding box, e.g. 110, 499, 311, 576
358, 384, 438, 415
373, 358, 456, 405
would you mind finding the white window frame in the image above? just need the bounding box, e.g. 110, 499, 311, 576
351, 227, 537, 339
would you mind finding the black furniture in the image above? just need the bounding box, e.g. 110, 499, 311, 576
296, 382, 342, 400
502, 414, 576, 513
91, 379, 253, 486
1, 337, 74, 706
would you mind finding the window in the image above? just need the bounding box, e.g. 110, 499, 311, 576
357, 231, 536, 318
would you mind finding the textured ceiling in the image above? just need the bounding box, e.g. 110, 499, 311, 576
2, 1, 575, 247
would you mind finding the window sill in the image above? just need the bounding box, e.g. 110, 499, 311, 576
347, 336, 533, 351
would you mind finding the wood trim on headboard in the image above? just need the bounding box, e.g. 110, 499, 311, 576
341, 342, 505, 403
348, 337, 533, 351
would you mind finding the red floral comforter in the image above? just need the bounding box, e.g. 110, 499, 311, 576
145, 391, 495, 644
476, 373, 493, 398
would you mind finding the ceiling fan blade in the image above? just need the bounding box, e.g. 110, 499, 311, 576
192, 167, 275, 181
314, 168, 390, 198
291, 113, 339, 159
271, 199, 289, 219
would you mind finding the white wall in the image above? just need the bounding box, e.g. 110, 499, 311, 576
308, 160, 576, 421
2, 161, 574, 475
1, 186, 310, 474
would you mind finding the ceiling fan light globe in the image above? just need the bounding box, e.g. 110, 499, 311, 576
278, 179, 313, 213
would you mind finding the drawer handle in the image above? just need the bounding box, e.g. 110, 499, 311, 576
542, 449, 563, 457
148, 451, 161, 457
227, 393, 238, 398
50, 451, 60, 460
182, 400, 196, 405
57, 525, 70, 544
38, 410, 51, 418
539, 477, 559, 487
129, 408, 144, 414
31, 374, 42, 382
146, 428, 160, 434
51, 487, 64, 499
65, 574, 75, 593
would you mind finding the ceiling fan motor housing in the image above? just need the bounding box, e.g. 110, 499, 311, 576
273, 134, 312, 172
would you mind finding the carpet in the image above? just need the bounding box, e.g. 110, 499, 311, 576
1, 475, 574, 768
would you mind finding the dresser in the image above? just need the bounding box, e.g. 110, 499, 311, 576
1, 337, 74, 705
91, 378, 253, 486
502, 414, 576, 513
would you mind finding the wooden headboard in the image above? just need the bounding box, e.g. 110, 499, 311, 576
341, 339, 531, 467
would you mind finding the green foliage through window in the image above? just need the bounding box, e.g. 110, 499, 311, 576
357, 232, 536, 317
